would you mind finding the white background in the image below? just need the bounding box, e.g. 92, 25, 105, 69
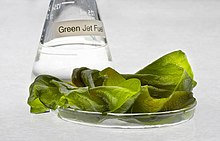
0, 0, 220, 140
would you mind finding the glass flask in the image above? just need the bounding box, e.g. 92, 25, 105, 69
32, 0, 112, 80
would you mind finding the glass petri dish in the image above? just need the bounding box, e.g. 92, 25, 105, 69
56, 100, 197, 129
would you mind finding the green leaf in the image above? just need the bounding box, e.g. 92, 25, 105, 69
131, 50, 197, 112
90, 78, 141, 113
124, 50, 197, 94
136, 50, 194, 79
81, 69, 104, 88
28, 88, 49, 114
132, 86, 169, 113
148, 85, 172, 98
131, 53, 196, 113
71, 67, 89, 87
114, 92, 140, 113
124, 64, 194, 91
161, 91, 196, 111
64, 87, 107, 112
132, 85, 196, 113
51, 79, 107, 112
27, 75, 63, 113
51, 80, 75, 95
72, 67, 105, 87
100, 67, 126, 86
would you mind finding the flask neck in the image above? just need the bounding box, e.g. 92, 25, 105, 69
48, 0, 100, 21
41, 0, 105, 45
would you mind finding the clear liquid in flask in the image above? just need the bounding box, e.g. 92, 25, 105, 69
32, 36, 112, 80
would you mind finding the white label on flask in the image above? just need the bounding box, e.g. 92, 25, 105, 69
53, 20, 105, 37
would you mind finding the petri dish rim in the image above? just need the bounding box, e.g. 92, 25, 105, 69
56, 100, 197, 128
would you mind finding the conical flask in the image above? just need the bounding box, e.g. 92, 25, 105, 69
32, 0, 112, 80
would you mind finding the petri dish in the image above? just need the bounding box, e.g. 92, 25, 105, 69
56, 100, 197, 129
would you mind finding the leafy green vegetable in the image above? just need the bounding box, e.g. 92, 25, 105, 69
90, 78, 141, 113
71, 67, 89, 87
123, 64, 193, 91
28, 75, 64, 113
63, 87, 107, 112
100, 67, 126, 86
132, 86, 168, 113
89, 67, 141, 113
136, 50, 194, 79
80, 69, 100, 88
148, 86, 172, 98
132, 85, 195, 113
161, 91, 195, 111
131, 50, 196, 112
123, 52, 196, 91
72, 68, 105, 88
27, 50, 197, 114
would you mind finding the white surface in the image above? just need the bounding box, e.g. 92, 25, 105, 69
1, 0, 220, 140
